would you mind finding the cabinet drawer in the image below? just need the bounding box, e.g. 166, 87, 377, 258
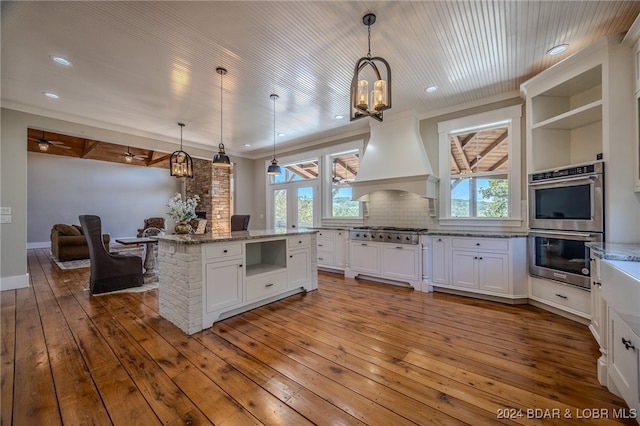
317, 250, 334, 266
531, 278, 590, 316
452, 237, 508, 251
316, 237, 333, 251
246, 271, 287, 301
288, 235, 311, 248
203, 243, 242, 259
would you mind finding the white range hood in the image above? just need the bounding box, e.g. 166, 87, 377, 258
349, 110, 438, 200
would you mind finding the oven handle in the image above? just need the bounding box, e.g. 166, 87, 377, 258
528, 175, 600, 186
529, 230, 599, 239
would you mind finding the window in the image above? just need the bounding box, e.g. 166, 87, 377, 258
270, 158, 319, 183
438, 105, 522, 226
327, 151, 360, 218
268, 158, 319, 229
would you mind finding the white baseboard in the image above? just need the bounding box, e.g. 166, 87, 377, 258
27, 241, 51, 249
0, 274, 29, 291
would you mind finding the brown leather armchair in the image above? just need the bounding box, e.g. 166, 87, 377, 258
80, 215, 143, 294
137, 217, 166, 237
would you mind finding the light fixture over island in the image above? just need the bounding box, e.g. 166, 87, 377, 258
156, 228, 318, 334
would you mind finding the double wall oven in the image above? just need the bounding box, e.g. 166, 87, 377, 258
528, 162, 604, 289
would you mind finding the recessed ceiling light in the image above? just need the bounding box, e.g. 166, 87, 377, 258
546, 44, 568, 55
43, 91, 59, 99
50, 55, 72, 66
277, 133, 285, 137
334, 115, 344, 119
425, 85, 438, 93
244, 143, 251, 147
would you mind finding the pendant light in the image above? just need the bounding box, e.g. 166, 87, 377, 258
169, 122, 194, 178
212, 67, 231, 167
350, 13, 391, 122
267, 94, 282, 175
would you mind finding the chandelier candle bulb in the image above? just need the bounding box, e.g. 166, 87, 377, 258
357, 80, 369, 110
374, 80, 387, 110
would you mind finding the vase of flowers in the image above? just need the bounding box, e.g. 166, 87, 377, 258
167, 193, 200, 234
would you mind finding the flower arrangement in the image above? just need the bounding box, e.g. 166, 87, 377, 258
167, 193, 200, 223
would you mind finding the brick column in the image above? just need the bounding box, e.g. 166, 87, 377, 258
185, 158, 230, 233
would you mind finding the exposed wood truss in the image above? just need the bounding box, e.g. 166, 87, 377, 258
450, 127, 510, 175
27, 128, 171, 169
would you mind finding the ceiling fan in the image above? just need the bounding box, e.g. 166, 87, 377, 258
332, 159, 354, 184
29, 130, 71, 152
122, 147, 146, 163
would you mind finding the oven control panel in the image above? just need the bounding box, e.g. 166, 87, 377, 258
529, 162, 603, 182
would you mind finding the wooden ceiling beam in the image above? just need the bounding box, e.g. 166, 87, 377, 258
452, 135, 472, 173
81, 140, 102, 158
489, 155, 509, 171
470, 130, 508, 169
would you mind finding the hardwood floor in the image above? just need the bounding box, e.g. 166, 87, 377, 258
1, 248, 635, 425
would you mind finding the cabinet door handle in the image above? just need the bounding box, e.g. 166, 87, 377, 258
361, 243, 368, 246
289, 255, 293, 258
474, 256, 478, 259
622, 338, 635, 350
238, 264, 242, 267
478, 257, 483, 260
318, 244, 323, 247
437, 238, 442, 242
265, 283, 274, 287
475, 243, 480, 246
318, 257, 324, 261
555, 293, 567, 299
223, 249, 228, 253
395, 246, 403, 249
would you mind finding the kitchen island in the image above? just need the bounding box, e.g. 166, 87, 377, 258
156, 229, 317, 335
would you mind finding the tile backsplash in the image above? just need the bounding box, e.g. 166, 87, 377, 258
365, 190, 436, 228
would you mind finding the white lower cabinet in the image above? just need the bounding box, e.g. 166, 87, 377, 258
204, 257, 244, 313
431, 237, 450, 286
430, 235, 527, 300
382, 244, 420, 283
608, 308, 640, 414
202, 234, 316, 328
316, 229, 347, 271
347, 240, 422, 288
349, 242, 381, 275
529, 277, 591, 318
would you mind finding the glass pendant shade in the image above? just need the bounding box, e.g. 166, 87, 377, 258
170, 122, 194, 178
38, 141, 50, 152
350, 13, 391, 122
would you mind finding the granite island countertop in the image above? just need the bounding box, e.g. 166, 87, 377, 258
586, 242, 640, 262
156, 228, 317, 245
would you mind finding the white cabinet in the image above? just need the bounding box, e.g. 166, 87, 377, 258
349, 241, 381, 275
590, 256, 606, 348
316, 229, 347, 271
204, 257, 243, 313
529, 276, 591, 318
288, 235, 310, 289
430, 235, 527, 301
608, 309, 640, 414
382, 244, 420, 283
431, 237, 450, 286
346, 240, 422, 289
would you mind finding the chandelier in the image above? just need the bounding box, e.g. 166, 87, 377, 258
169, 122, 194, 178
350, 13, 391, 122
212, 67, 231, 167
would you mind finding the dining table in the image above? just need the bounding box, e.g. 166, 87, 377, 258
115, 236, 158, 283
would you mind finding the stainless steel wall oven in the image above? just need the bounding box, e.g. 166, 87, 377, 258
528, 162, 604, 289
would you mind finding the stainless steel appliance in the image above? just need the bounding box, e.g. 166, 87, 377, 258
528, 161, 605, 289
528, 161, 604, 233
349, 227, 424, 245
528, 230, 603, 289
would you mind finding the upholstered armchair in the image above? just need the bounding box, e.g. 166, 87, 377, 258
80, 215, 143, 294
137, 217, 166, 237
231, 215, 250, 231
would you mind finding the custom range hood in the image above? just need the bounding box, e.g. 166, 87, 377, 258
349, 110, 438, 199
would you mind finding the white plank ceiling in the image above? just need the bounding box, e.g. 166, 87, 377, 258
2, 1, 639, 159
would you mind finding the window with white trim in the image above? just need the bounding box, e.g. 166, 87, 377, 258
438, 105, 522, 226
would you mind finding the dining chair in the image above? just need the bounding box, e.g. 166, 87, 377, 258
231, 214, 250, 231
80, 215, 143, 294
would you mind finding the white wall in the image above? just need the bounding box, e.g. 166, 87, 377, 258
27, 152, 180, 246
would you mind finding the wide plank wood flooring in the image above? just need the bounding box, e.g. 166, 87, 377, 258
0, 248, 635, 425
